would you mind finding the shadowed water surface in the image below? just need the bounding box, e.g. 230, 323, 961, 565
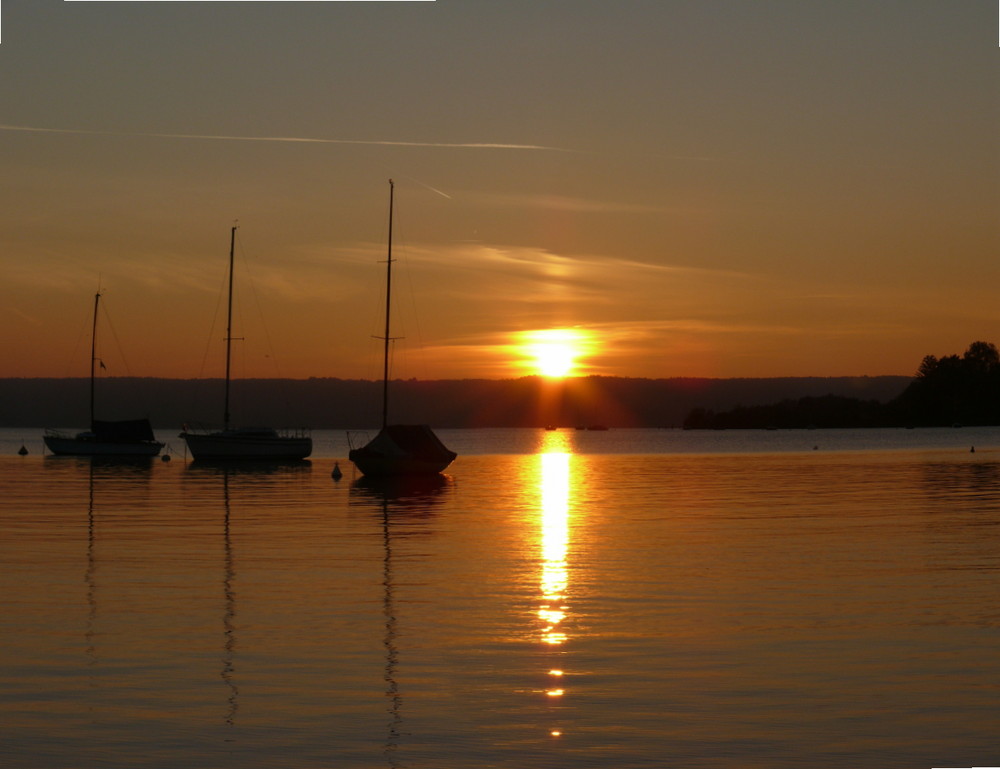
1, 432, 998, 768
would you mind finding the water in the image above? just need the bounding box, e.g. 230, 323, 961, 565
1, 428, 998, 768
6, 424, 1000, 459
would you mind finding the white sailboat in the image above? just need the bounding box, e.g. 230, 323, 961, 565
348, 180, 457, 477
43, 292, 164, 457
180, 226, 312, 461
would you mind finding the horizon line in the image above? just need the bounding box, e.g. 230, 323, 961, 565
0, 373, 913, 382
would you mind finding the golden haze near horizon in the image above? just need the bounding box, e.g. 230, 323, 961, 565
0, 2, 996, 382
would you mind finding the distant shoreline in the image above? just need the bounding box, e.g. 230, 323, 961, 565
0, 375, 911, 430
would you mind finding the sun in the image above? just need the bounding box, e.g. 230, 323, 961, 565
521, 329, 589, 378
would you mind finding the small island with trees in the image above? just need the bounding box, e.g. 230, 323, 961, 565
683, 341, 1000, 430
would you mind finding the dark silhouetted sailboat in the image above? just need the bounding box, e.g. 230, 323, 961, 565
180, 226, 312, 461
348, 181, 456, 477
43, 292, 164, 457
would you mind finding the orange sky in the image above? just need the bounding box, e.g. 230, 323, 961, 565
0, 2, 996, 381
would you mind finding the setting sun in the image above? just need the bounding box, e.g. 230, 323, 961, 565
520, 329, 592, 378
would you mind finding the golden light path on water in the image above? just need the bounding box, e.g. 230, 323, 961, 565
538, 430, 573, 737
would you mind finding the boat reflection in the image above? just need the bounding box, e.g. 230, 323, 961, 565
350, 473, 452, 508
78, 458, 156, 678
537, 430, 573, 737
183, 458, 312, 476
46, 453, 159, 472
349, 473, 451, 767
176, 464, 245, 728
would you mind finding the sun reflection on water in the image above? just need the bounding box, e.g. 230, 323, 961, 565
540, 451, 570, 646
537, 431, 573, 735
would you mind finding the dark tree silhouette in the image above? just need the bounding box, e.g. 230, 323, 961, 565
893, 341, 1000, 426
685, 341, 1000, 429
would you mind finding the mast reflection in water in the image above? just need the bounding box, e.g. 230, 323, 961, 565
349, 475, 451, 768
221, 470, 238, 731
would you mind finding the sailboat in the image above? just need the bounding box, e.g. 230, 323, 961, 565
348, 180, 457, 477
179, 226, 312, 461
43, 292, 164, 457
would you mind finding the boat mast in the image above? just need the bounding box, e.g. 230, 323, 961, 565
224, 225, 236, 432
381, 180, 395, 429
89, 291, 101, 429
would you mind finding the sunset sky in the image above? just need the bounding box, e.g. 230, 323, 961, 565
1, 1, 996, 382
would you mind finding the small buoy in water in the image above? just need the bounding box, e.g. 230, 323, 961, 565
18, 444, 28, 456
813, 445, 818, 451
331, 461, 343, 481
161, 453, 171, 462
971, 446, 975, 453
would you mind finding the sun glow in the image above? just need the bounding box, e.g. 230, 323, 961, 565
520, 328, 592, 378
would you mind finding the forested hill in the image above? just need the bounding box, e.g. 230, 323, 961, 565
683, 342, 1000, 429
0, 375, 909, 430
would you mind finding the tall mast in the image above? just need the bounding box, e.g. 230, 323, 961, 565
89, 291, 101, 428
224, 225, 236, 432
381, 179, 394, 429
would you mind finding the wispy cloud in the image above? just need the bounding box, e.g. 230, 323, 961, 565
4, 305, 42, 326
473, 192, 692, 215
397, 242, 763, 287
0, 124, 578, 153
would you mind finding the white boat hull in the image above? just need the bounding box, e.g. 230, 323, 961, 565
181, 430, 312, 461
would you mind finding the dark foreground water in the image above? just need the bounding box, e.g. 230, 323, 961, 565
1, 429, 998, 768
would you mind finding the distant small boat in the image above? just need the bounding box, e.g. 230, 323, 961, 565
180, 226, 312, 461
348, 180, 456, 477
43, 291, 164, 457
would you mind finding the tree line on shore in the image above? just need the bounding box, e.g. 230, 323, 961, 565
0, 373, 908, 430
13, 341, 987, 432
683, 341, 1000, 429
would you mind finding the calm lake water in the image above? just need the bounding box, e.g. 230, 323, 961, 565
2, 428, 998, 768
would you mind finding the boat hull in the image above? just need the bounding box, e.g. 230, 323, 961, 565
348, 449, 454, 477
181, 431, 312, 461
348, 424, 456, 477
43, 435, 163, 457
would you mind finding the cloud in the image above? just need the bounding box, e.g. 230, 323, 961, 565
4, 305, 42, 326
400, 241, 728, 277
471, 191, 698, 216
0, 124, 578, 153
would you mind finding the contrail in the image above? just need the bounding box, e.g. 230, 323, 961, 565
394, 173, 453, 199
0, 124, 578, 153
